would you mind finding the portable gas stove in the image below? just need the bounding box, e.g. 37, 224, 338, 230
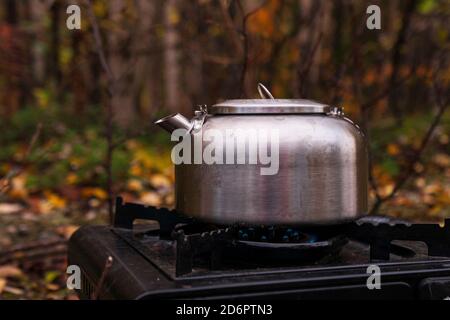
68, 197, 450, 300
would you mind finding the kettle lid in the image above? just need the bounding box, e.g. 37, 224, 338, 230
210, 99, 330, 114
210, 84, 330, 114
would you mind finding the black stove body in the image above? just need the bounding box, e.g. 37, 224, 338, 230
68, 198, 450, 300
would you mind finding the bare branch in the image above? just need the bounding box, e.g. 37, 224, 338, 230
219, 0, 244, 57
0, 238, 66, 265
85, 0, 115, 95
237, 0, 270, 97
85, 0, 117, 223
297, 31, 323, 97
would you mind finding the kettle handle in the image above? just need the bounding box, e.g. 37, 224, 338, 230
257, 83, 275, 99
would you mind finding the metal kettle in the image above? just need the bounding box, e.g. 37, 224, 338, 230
155, 84, 368, 225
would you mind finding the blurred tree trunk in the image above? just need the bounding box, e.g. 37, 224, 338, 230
185, 40, 203, 106
108, 0, 135, 128
49, 2, 61, 85
30, 0, 46, 86
185, 3, 203, 106
164, 0, 183, 113
5, 0, 17, 24
1, 0, 20, 115
131, 0, 155, 119
326, 0, 347, 106
388, 0, 417, 124
296, 0, 323, 98
70, 30, 88, 114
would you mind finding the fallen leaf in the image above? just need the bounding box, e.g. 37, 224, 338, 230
127, 179, 143, 192
44, 271, 60, 283
413, 162, 424, 173
149, 174, 172, 189
129, 163, 143, 176
46, 283, 60, 291
433, 153, 450, 167
424, 184, 441, 194
165, 194, 175, 206
439, 134, 449, 145
387, 143, 400, 156
0, 278, 6, 294
140, 191, 162, 206
44, 191, 67, 209
3, 286, 24, 295
379, 183, 394, 197
0, 265, 23, 279
56, 225, 79, 239
65, 173, 78, 185
81, 187, 107, 200
0, 203, 23, 215
415, 177, 426, 188
8, 174, 28, 199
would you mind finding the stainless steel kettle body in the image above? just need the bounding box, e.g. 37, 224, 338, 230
156, 85, 368, 225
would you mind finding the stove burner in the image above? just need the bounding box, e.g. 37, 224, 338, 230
227, 235, 348, 267
170, 222, 348, 273
237, 226, 312, 243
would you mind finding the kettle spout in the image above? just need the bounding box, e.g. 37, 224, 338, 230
154, 113, 192, 134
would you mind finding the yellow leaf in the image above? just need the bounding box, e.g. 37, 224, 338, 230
127, 179, 143, 192
39, 200, 53, 215
129, 163, 143, 177
46, 283, 60, 291
167, 6, 180, 25
33, 88, 50, 109
0, 278, 6, 294
134, 149, 154, 169
164, 194, 175, 206
379, 183, 394, 197
93, 1, 106, 17
65, 173, 78, 185
8, 174, 28, 199
44, 191, 67, 209
140, 192, 162, 206
387, 143, 400, 156
81, 187, 107, 200
149, 174, 172, 189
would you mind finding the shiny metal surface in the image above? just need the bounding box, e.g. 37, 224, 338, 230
154, 113, 192, 133
172, 114, 368, 225
210, 99, 330, 114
